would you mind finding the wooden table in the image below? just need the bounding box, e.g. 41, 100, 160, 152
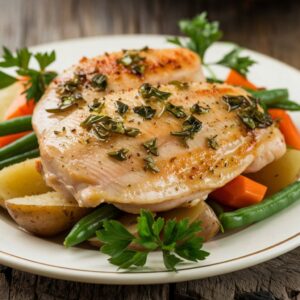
1, 0, 300, 299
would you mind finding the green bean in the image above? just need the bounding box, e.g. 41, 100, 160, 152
0, 148, 39, 170
206, 77, 224, 84
0, 132, 38, 160
267, 100, 300, 111
219, 181, 300, 230
0, 116, 32, 136
251, 89, 289, 103
64, 204, 121, 247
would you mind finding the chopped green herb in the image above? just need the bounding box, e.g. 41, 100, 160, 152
169, 81, 189, 90
133, 105, 156, 120
91, 74, 108, 91
108, 148, 129, 161
207, 135, 219, 150
46, 93, 84, 113
117, 50, 146, 76
171, 115, 202, 145
116, 100, 129, 116
143, 138, 158, 156
144, 155, 160, 173
125, 127, 141, 137
139, 83, 171, 102
190, 103, 210, 114
97, 210, 209, 271
166, 102, 186, 118
223, 95, 248, 111
88, 100, 105, 113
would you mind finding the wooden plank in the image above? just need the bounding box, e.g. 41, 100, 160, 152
0, 0, 300, 299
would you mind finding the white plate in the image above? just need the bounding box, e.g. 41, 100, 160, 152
0, 35, 299, 285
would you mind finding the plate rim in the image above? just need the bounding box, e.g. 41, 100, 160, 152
1, 34, 300, 284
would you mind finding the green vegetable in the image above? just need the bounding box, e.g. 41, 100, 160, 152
143, 138, 159, 156
144, 155, 160, 173
91, 74, 108, 91
0, 132, 38, 160
97, 209, 209, 271
0, 47, 57, 101
0, 116, 32, 136
0, 148, 39, 170
115, 100, 129, 116
108, 148, 129, 161
139, 83, 171, 102
133, 105, 156, 120
219, 181, 300, 230
64, 204, 121, 247
249, 89, 300, 111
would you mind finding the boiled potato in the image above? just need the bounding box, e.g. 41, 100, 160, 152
0, 158, 52, 200
5, 192, 91, 237
89, 200, 220, 248
248, 148, 300, 196
0, 83, 21, 121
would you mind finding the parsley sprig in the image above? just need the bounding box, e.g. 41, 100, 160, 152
168, 12, 256, 77
0, 47, 57, 101
97, 210, 209, 271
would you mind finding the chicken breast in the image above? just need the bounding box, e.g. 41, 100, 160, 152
34, 80, 286, 213
33, 48, 204, 138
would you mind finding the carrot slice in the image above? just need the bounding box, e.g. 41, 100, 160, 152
225, 69, 257, 90
211, 175, 267, 208
268, 109, 300, 150
0, 131, 31, 147
4, 93, 35, 120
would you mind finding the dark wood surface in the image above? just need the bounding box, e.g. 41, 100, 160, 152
0, 0, 300, 299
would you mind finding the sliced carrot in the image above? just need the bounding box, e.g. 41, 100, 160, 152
0, 131, 31, 148
225, 69, 257, 90
211, 175, 267, 208
4, 93, 35, 120
268, 109, 300, 150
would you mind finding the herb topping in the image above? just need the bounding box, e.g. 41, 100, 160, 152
144, 155, 160, 173
190, 103, 210, 114
143, 138, 159, 156
91, 74, 108, 91
166, 102, 187, 118
116, 100, 129, 116
108, 148, 129, 161
139, 83, 171, 102
117, 50, 146, 76
133, 105, 156, 120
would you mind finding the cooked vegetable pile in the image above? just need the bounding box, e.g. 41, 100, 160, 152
0, 12, 299, 272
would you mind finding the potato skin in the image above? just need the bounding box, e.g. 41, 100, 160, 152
5, 193, 91, 237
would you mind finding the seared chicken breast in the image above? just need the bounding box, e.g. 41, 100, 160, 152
34, 75, 286, 212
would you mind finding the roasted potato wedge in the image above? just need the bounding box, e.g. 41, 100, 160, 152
5, 192, 91, 237
248, 148, 300, 196
0, 158, 52, 200
89, 200, 220, 248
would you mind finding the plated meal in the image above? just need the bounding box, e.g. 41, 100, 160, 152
0, 13, 300, 273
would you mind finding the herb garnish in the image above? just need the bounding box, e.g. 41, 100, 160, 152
139, 83, 171, 102
125, 127, 141, 137
143, 138, 159, 156
169, 81, 189, 90
207, 135, 219, 150
108, 148, 129, 161
91, 74, 108, 91
167, 13, 256, 77
133, 105, 156, 120
117, 50, 146, 76
97, 209, 209, 271
222, 95, 273, 129
171, 115, 202, 145
144, 155, 160, 173
166, 102, 187, 118
0, 47, 57, 101
116, 100, 129, 116
88, 99, 105, 113
190, 103, 210, 115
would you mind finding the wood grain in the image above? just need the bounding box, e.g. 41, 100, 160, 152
0, 0, 300, 299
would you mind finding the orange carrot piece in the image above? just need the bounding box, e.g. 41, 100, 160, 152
268, 109, 300, 150
211, 175, 267, 208
0, 131, 32, 147
4, 93, 35, 120
225, 69, 257, 90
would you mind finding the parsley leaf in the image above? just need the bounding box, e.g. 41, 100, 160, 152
168, 13, 222, 61
0, 46, 57, 101
217, 47, 256, 76
97, 210, 209, 271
